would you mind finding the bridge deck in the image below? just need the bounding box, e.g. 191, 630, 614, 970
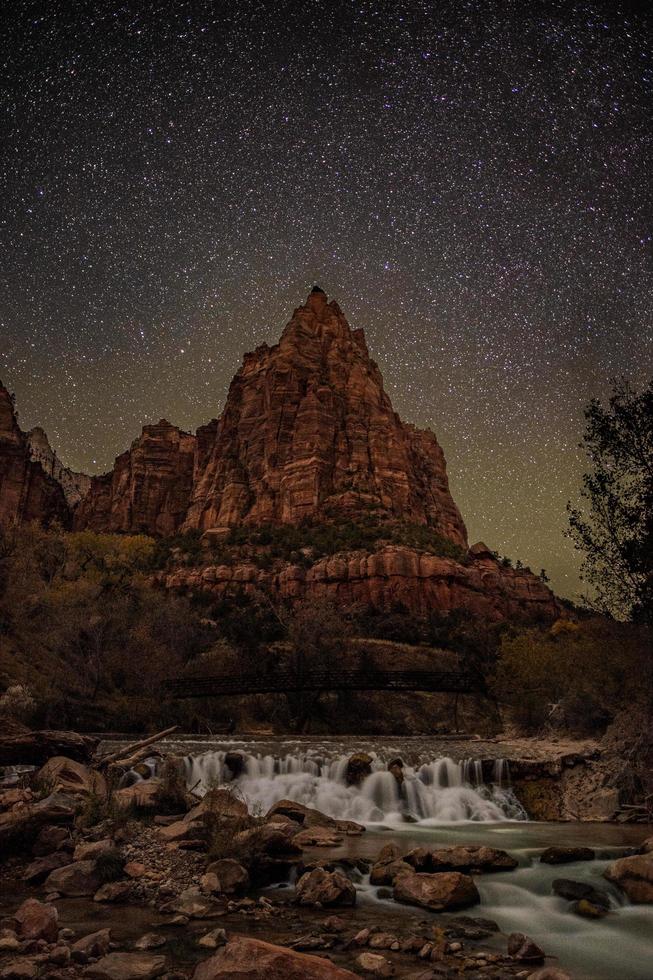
165, 668, 482, 699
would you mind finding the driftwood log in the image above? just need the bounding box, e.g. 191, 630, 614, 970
0, 731, 98, 767
95, 725, 179, 770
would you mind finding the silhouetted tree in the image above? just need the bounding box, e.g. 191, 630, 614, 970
567, 378, 653, 624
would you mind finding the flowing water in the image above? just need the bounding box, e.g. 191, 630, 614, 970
180, 745, 525, 823
106, 735, 653, 979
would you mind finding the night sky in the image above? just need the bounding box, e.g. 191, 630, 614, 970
2, 1, 652, 597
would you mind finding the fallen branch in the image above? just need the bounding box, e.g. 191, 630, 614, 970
96, 725, 179, 768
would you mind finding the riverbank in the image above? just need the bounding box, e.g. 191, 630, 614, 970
1, 732, 653, 978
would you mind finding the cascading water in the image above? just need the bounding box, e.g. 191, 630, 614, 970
180, 748, 526, 823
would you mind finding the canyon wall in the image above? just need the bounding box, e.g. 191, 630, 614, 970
73, 420, 196, 536
0, 383, 70, 530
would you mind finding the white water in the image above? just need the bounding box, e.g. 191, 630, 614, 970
180, 749, 526, 823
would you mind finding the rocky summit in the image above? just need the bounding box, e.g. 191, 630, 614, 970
183, 286, 468, 543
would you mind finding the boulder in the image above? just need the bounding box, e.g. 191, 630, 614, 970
197, 928, 227, 949
205, 858, 249, 896
83, 952, 166, 979
44, 859, 101, 896
234, 822, 303, 879
113, 780, 170, 811
168, 887, 220, 919
72, 929, 112, 959
0, 791, 77, 850
265, 799, 364, 835
22, 850, 70, 884
36, 756, 106, 797
387, 759, 404, 785
293, 826, 344, 847
32, 824, 71, 856
507, 932, 545, 963
74, 838, 114, 861
370, 857, 413, 886
604, 853, 653, 903
295, 868, 356, 907
355, 951, 395, 976
223, 752, 246, 779
393, 871, 479, 911
0, 959, 40, 980
405, 844, 517, 873
345, 753, 373, 786
191, 935, 359, 979
133, 934, 166, 950
94, 881, 130, 903
574, 898, 609, 918
540, 846, 594, 865
551, 878, 610, 908
13, 898, 58, 942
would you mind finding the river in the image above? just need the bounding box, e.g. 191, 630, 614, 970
99, 735, 653, 978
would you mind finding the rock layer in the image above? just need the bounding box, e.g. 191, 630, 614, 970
74, 420, 196, 535
183, 288, 467, 544
0, 382, 70, 530
161, 543, 558, 622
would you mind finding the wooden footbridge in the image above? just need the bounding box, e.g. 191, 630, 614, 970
165, 666, 483, 699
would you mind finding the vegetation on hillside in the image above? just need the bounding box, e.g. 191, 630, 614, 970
151, 517, 468, 570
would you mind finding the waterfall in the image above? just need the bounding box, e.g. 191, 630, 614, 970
179, 748, 526, 824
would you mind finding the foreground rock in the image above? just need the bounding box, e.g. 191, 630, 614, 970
507, 932, 545, 964
84, 952, 166, 979
204, 858, 249, 895
0, 790, 77, 849
604, 853, 653, 903
36, 755, 106, 798
540, 846, 594, 865
13, 899, 58, 942
158, 787, 250, 847
405, 844, 517, 873
393, 870, 480, 911
266, 799, 364, 836
44, 859, 102, 896
552, 878, 610, 909
296, 868, 357, 907
192, 935, 358, 979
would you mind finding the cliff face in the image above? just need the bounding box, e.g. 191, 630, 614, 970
183, 288, 467, 546
73, 420, 196, 536
0, 383, 70, 530
160, 544, 559, 623
27, 426, 91, 507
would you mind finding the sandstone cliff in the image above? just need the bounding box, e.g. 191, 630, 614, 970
160, 543, 558, 623
27, 426, 91, 507
73, 420, 196, 535
183, 288, 468, 546
0, 382, 70, 530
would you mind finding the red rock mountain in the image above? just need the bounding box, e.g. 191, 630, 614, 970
0, 382, 70, 529
73, 420, 196, 535
1, 290, 559, 621
183, 287, 467, 544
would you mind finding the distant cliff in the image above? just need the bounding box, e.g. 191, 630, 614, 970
27, 426, 91, 507
0, 382, 69, 529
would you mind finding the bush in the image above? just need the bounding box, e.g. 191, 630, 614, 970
491, 618, 649, 733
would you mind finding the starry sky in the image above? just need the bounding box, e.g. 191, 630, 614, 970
2, 1, 652, 598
